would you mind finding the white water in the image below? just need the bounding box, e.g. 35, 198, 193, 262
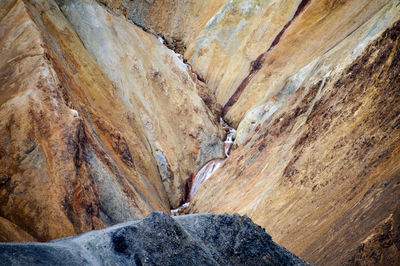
189, 158, 225, 201
171, 202, 190, 216
221, 118, 236, 158
171, 119, 235, 215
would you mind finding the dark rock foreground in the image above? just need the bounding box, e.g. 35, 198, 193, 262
0, 212, 308, 265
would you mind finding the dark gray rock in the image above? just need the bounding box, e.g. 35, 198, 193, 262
0, 212, 309, 266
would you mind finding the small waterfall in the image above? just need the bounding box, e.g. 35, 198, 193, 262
188, 158, 225, 200
171, 118, 235, 215
221, 118, 236, 158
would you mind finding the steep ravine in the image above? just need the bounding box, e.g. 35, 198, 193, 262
171, 119, 236, 215
190, 16, 400, 266
0, 0, 224, 241
1, 0, 400, 265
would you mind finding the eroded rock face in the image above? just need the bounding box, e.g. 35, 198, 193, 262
91, 0, 226, 48
0, 0, 221, 242
186, 0, 400, 129
0, 0, 171, 241
58, 0, 223, 207
1, 0, 400, 264
190, 17, 400, 265
0, 212, 309, 265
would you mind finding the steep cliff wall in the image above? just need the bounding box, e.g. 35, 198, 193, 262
91, 0, 226, 48
0, 0, 167, 241
191, 12, 400, 266
58, 0, 223, 208
0, 0, 221, 242
186, 0, 400, 129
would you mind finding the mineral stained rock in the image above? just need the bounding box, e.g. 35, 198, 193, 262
58, 0, 224, 208
0, 0, 221, 242
0, 0, 168, 241
0, 212, 309, 266
190, 9, 400, 266
92, 0, 226, 48
1, 0, 400, 265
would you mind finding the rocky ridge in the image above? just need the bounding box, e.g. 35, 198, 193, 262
0, 212, 309, 265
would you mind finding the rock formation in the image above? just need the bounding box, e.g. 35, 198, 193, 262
0, 0, 221, 241
187, 1, 400, 265
1, 0, 399, 265
0, 212, 309, 265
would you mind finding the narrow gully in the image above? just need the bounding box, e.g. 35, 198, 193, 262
171, 119, 236, 216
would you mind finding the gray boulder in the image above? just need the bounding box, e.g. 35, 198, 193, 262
0, 212, 309, 265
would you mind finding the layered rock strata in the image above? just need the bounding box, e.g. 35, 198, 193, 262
186, 0, 400, 130
0, 212, 309, 266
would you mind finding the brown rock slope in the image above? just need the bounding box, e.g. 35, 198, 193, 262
186, 0, 400, 128
1, 0, 400, 264
191, 16, 400, 266
91, 0, 226, 50
0, 0, 221, 241
58, 0, 223, 208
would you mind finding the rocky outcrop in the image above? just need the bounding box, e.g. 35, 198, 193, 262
0, 0, 168, 241
90, 0, 226, 49
347, 208, 400, 265
186, 0, 400, 130
0, 212, 309, 265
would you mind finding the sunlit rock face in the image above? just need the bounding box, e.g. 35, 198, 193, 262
0, 0, 221, 242
190, 8, 400, 266
59, 0, 223, 208
186, 0, 400, 130
0, 0, 169, 241
91, 0, 226, 52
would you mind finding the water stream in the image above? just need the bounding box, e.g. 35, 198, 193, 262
171, 119, 236, 215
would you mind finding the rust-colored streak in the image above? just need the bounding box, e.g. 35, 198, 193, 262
223, 0, 311, 116
223, 53, 265, 116
270, 0, 310, 49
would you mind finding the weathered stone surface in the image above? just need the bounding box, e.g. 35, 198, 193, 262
1, 0, 400, 265
91, 0, 226, 48
0, 212, 309, 265
190, 17, 400, 265
0, 0, 222, 242
0, 217, 36, 242
0, 0, 174, 241
346, 208, 400, 265
58, 0, 223, 207
186, 0, 400, 129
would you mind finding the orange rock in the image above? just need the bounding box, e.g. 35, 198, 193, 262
0, 0, 221, 241
190, 18, 400, 265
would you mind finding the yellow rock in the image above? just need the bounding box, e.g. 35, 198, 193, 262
189, 3, 400, 264
0, 0, 221, 241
